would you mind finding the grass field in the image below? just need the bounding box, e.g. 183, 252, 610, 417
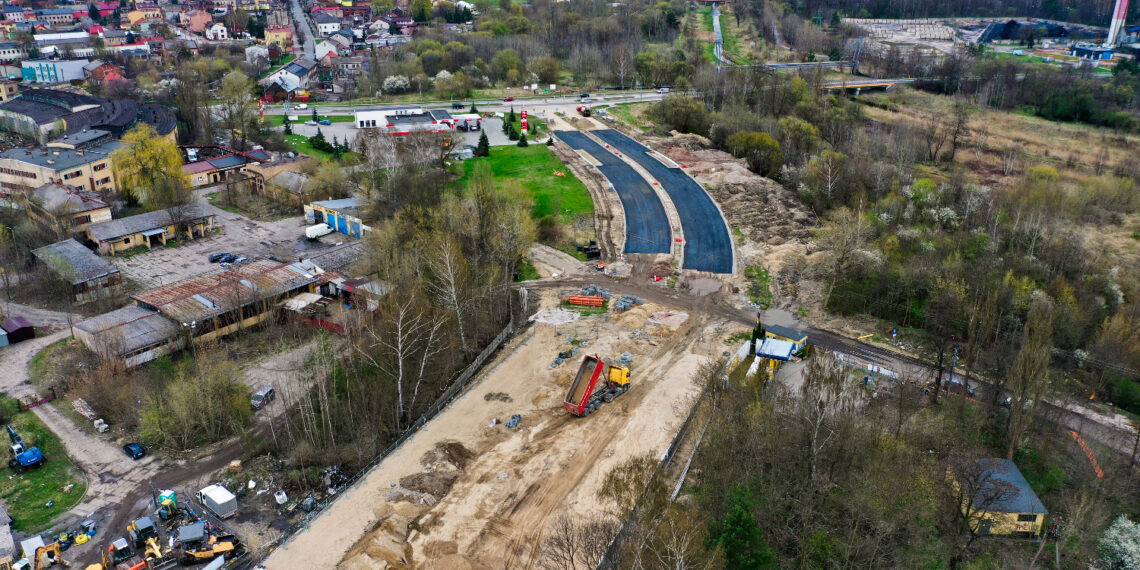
454, 145, 593, 223
0, 397, 87, 532
266, 114, 354, 127
284, 134, 333, 160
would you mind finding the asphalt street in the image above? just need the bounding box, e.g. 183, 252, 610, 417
592, 129, 735, 273
556, 130, 671, 254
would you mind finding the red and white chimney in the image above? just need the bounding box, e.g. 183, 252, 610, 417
1106, 0, 1129, 47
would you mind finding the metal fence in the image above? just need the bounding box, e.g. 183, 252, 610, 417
254, 288, 526, 562
597, 354, 731, 569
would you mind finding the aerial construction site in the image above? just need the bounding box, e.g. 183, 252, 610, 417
263, 287, 740, 568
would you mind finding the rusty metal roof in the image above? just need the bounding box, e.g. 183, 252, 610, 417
132, 258, 318, 324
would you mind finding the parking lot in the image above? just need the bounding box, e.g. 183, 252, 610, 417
111, 190, 341, 288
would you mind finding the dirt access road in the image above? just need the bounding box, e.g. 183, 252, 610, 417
262, 289, 734, 568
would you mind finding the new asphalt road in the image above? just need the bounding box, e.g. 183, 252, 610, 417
556, 130, 672, 254
592, 129, 734, 273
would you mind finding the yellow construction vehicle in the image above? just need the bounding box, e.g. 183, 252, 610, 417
179, 536, 235, 565
32, 543, 65, 569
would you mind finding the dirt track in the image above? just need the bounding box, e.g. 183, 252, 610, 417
261, 289, 733, 568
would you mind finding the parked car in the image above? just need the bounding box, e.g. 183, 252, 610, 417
123, 443, 146, 460
295, 103, 308, 110
208, 252, 230, 263
503, 96, 514, 101
452, 102, 465, 109
657, 87, 671, 94
251, 386, 276, 410
579, 93, 590, 99
218, 253, 238, 263
580, 97, 592, 103
232, 256, 249, 263
305, 120, 317, 126
318, 119, 331, 125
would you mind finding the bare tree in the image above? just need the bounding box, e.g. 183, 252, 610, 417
948, 98, 971, 162
948, 455, 1020, 561
1006, 293, 1054, 459
539, 515, 617, 570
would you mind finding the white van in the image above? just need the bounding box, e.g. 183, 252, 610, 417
305, 223, 333, 239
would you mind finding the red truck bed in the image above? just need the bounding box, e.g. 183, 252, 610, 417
565, 356, 603, 415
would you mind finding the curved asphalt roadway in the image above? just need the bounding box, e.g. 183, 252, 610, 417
592, 129, 734, 273
556, 130, 672, 254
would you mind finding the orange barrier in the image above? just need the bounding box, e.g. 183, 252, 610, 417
1069, 430, 1106, 479
563, 296, 606, 305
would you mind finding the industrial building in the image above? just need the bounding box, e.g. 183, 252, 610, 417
0, 87, 176, 144
20, 59, 90, 83
25, 183, 112, 238
304, 198, 371, 238
353, 106, 455, 135
74, 258, 332, 366
181, 147, 272, 187
32, 238, 122, 304
0, 141, 120, 195
85, 203, 216, 255
72, 305, 185, 367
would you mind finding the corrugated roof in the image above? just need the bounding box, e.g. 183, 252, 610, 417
32, 238, 119, 285
971, 458, 1048, 514
312, 198, 364, 210
299, 240, 363, 274
766, 324, 807, 341
86, 203, 213, 242
74, 304, 181, 355
132, 258, 318, 323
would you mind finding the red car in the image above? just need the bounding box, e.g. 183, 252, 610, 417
503, 96, 514, 101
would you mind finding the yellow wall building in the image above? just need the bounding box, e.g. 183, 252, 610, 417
957, 458, 1047, 539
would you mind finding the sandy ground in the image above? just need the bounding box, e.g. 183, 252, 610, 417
262, 288, 727, 569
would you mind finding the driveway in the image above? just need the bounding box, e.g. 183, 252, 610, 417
111, 187, 338, 288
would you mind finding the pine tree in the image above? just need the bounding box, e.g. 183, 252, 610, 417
508, 106, 516, 123
709, 486, 775, 569
313, 127, 325, 142
469, 103, 479, 114
475, 130, 490, 157
283, 115, 292, 135
546, 136, 554, 146
517, 132, 528, 147
311, 108, 318, 121
507, 125, 519, 141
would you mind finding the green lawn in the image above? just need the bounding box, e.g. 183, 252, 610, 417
266, 114, 354, 127
0, 398, 87, 532
284, 134, 333, 160
455, 145, 593, 222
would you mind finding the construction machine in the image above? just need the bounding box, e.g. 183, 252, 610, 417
125, 518, 157, 550
564, 355, 631, 416
175, 522, 238, 566
6, 425, 45, 473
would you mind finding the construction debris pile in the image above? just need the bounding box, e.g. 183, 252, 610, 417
614, 295, 644, 312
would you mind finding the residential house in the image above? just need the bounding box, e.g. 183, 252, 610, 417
0, 141, 119, 195
85, 203, 216, 255
32, 238, 122, 303
332, 56, 365, 77
304, 198, 371, 238
181, 10, 213, 33
35, 8, 75, 26
26, 182, 112, 237
102, 29, 129, 47
314, 40, 338, 61
263, 57, 317, 88
0, 42, 27, 62
956, 459, 1047, 538
310, 6, 343, 18
82, 60, 124, 83
0, 79, 18, 103
205, 22, 228, 40
314, 13, 341, 37
2, 7, 27, 23
328, 29, 354, 50
264, 24, 292, 48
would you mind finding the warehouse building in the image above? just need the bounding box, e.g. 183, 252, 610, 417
85, 203, 216, 255
304, 198, 371, 238
32, 238, 122, 304
73, 305, 185, 367
0, 141, 120, 195
25, 183, 112, 238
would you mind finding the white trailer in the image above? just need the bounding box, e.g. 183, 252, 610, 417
197, 485, 238, 519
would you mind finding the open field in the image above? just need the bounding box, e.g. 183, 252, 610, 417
262, 287, 735, 568
454, 145, 594, 223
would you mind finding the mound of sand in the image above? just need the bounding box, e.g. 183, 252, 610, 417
649, 312, 689, 327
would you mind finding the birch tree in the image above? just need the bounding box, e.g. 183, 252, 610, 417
1006, 292, 1054, 459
